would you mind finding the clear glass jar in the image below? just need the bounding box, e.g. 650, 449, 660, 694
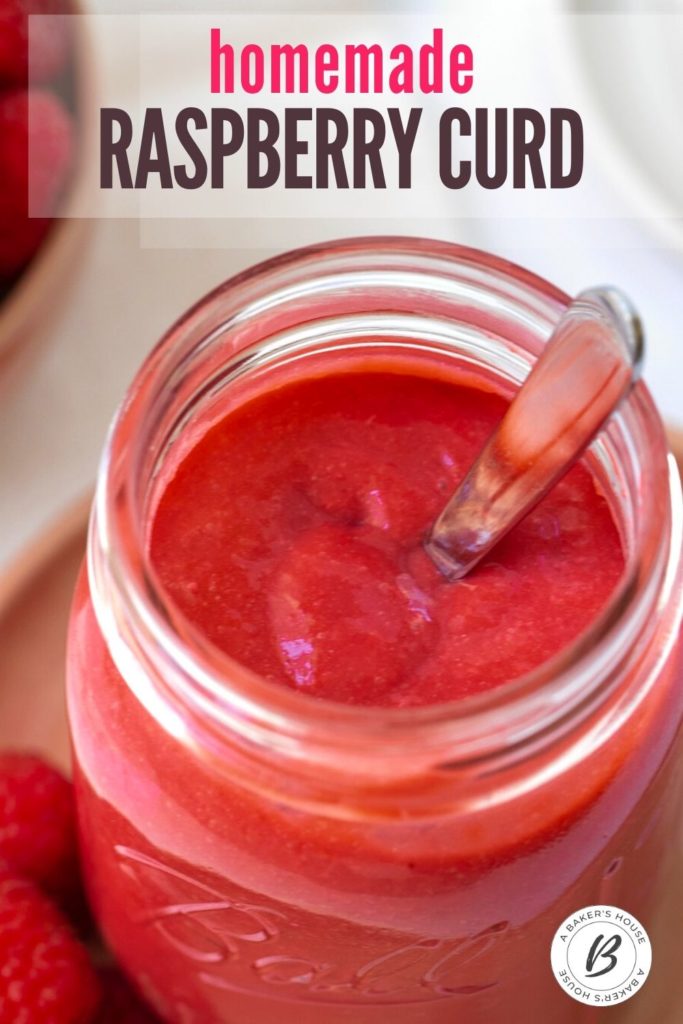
67, 238, 683, 1024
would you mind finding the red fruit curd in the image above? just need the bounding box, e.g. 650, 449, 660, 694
150, 369, 623, 707
66, 241, 683, 1024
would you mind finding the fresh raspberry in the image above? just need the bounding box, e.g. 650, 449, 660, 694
0, 753, 80, 903
96, 968, 160, 1024
0, 871, 101, 1024
0, 88, 73, 278
0, 0, 70, 86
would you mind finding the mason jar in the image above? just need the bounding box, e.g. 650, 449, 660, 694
67, 238, 683, 1024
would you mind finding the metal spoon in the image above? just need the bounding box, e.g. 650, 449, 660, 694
426, 286, 645, 581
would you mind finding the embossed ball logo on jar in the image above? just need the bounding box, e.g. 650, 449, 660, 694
115, 846, 507, 1004
550, 905, 652, 1006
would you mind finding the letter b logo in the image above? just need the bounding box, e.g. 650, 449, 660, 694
585, 933, 622, 978
551, 905, 652, 1007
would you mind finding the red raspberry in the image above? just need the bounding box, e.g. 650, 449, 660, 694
0, 88, 73, 278
0, 753, 80, 903
96, 968, 160, 1024
0, 0, 70, 86
0, 871, 101, 1024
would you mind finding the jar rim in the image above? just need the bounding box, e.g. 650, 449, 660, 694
88, 236, 683, 777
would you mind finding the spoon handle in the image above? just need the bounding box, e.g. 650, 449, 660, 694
426, 287, 645, 581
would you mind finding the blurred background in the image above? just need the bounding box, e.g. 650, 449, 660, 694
1, 0, 682, 571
